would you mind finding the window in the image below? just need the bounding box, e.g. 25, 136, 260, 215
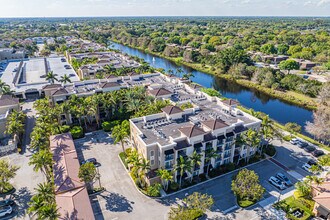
151, 159, 155, 166
150, 150, 154, 157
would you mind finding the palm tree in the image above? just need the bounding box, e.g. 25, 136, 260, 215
182, 72, 195, 81
157, 168, 173, 191
112, 124, 129, 153
241, 128, 261, 162
189, 151, 202, 182
138, 158, 150, 187
176, 68, 184, 77
46, 71, 58, 84
204, 149, 218, 176
34, 182, 54, 204
295, 181, 311, 197
0, 79, 12, 95
126, 149, 140, 170
5, 110, 25, 144
38, 203, 60, 220
175, 156, 192, 188
28, 149, 53, 180
59, 74, 71, 84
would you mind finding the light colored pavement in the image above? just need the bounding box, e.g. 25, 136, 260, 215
1, 153, 44, 219
21, 101, 36, 153
75, 131, 303, 220
75, 132, 169, 220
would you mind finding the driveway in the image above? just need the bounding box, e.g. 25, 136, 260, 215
75, 131, 297, 220
21, 101, 37, 153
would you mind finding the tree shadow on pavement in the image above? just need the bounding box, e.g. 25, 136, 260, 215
13, 187, 32, 218
101, 192, 134, 213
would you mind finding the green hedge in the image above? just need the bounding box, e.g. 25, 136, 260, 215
145, 183, 162, 197
70, 126, 84, 139
102, 120, 120, 132
59, 125, 71, 133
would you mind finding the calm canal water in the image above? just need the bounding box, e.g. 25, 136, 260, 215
110, 42, 313, 135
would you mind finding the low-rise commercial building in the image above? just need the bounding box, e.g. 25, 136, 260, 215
0, 48, 25, 61
50, 133, 95, 220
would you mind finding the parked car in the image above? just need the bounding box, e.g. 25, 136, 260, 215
81, 158, 97, 165
0, 199, 15, 208
297, 141, 308, 148
304, 145, 316, 153
269, 176, 286, 190
290, 138, 300, 145
61, 58, 66, 62
276, 173, 293, 186
302, 163, 312, 172
0, 205, 12, 217
312, 150, 325, 157
64, 65, 71, 69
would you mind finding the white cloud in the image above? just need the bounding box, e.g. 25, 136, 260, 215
317, 0, 330, 6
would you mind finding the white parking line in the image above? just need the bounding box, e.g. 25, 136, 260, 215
223, 205, 238, 214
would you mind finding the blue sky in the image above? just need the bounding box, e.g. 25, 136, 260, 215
0, 0, 329, 17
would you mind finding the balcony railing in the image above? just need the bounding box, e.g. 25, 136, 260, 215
165, 164, 173, 170
224, 153, 231, 158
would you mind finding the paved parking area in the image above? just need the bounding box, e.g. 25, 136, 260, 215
74, 131, 299, 220
0, 153, 44, 220
75, 132, 169, 220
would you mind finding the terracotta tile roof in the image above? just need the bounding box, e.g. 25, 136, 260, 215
148, 88, 172, 97
313, 181, 330, 210
50, 133, 95, 220
174, 139, 191, 150
0, 95, 19, 107
179, 124, 206, 138
202, 119, 228, 130
51, 88, 69, 96
56, 187, 95, 220
161, 105, 183, 115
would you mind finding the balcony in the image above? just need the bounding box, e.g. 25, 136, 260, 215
177, 151, 187, 159
226, 137, 234, 143
224, 153, 231, 158
165, 164, 173, 170
216, 147, 223, 154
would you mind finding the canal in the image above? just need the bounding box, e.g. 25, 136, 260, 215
110, 42, 313, 135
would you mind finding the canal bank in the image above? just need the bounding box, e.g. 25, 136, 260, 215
109, 41, 314, 136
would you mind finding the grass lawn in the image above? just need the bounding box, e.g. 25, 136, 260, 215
275, 194, 315, 220
238, 199, 256, 208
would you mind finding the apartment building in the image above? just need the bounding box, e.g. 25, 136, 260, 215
129, 75, 261, 185
66, 51, 140, 80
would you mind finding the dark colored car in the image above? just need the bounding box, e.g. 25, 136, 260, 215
304, 145, 316, 153
82, 158, 97, 165
61, 58, 66, 62
312, 150, 325, 157
307, 160, 317, 166
0, 199, 15, 208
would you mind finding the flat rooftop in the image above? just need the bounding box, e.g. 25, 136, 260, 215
0, 57, 79, 93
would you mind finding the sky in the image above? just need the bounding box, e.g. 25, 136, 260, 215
0, 0, 329, 17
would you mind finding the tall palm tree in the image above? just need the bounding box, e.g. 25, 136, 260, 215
204, 149, 218, 176
28, 149, 53, 180
0, 80, 11, 95
157, 168, 173, 191
138, 158, 151, 187
189, 151, 202, 182
46, 71, 58, 84
59, 74, 71, 84
126, 149, 140, 170
175, 156, 192, 189
112, 124, 129, 153
241, 128, 261, 162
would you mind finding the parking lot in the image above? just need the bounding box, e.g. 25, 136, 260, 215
75, 131, 301, 220
0, 153, 44, 220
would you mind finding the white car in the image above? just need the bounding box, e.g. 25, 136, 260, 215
290, 138, 299, 145
0, 205, 12, 217
302, 163, 312, 172
269, 176, 286, 190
